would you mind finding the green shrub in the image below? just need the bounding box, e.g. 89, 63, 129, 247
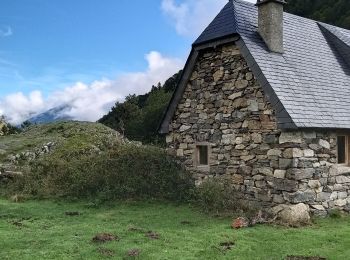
195, 178, 259, 217
6, 144, 194, 202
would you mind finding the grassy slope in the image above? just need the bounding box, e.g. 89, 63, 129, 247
1, 199, 350, 260
0, 121, 120, 162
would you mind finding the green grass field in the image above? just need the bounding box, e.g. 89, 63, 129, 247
1, 199, 350, 260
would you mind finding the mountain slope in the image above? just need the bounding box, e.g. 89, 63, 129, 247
28, 105, 74, 124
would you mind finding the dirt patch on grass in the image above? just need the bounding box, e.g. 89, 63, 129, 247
8, 217, 32, 228
219, 242, 235, 251
11, 220, 25, 227
214, 241, 235, 254
65, 211, 81, 216
127, 249, 141, 257
127, 225, 144, 232
286, 256, 326, 260
98, 247, 115, 257
145, 231, 160, 240
92, 233, 119, 243
0, 213, 17, 219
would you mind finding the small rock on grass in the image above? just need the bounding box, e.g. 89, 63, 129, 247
231, 217, 249, 229
231, 211, 271, 229
273, 203, 311, 227
9, 194, 26, 203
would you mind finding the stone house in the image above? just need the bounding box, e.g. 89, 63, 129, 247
159, 0, 350, 215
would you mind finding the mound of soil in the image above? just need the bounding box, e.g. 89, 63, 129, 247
9, 217, 32, 228
65, 211, 81, 216
145, 231, 160, 240
127, 249, 141, 257
219, 242, 235, 251
92, 233, 118, 243
98, 247, 115, 257
128, 225, 144, 232
286, 256, 326, 260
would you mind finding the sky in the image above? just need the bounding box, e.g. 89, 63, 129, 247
0, 0, 256, 124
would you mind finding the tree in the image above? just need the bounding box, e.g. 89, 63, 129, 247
286, 0, 350, 29
21, 120, 32, 129
98, 71, 182, 144
0, 116, 20, 135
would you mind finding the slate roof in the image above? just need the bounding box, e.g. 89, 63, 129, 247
193, 1, 238, 46
319, 22, 350, 68
159, 0, 350, 133
233, 0, 350, 129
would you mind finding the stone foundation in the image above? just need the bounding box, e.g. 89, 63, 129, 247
166, 42, 350, 215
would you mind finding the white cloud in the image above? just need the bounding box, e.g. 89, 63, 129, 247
0, 51, 183, 124
0, 26, 13, 37
0, 91, 45, 124
161, 0, 256, 37
161, 0, 227, 37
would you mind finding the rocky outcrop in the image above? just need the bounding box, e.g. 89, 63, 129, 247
7, 142, 56, 164
166, 42, 350, 216
0, 142, 56, 183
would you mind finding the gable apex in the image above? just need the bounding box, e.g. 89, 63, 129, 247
193, 1, 238, 46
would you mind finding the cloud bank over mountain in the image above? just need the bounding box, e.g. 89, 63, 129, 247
0, 52, 182, 124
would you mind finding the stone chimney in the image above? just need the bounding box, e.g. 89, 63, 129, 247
256, 0, 286, 53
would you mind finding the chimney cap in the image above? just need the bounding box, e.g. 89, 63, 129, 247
256, 0, 286, 6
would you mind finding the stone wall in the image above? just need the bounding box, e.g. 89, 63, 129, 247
166, 42, 350, 215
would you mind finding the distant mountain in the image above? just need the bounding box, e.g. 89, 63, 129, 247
28, 105, 74, 124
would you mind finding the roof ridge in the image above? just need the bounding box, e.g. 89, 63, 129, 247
233, 0, 255, 6
232, 0, 240, 34
318, 22, 350, 69
318, 22, 350, 47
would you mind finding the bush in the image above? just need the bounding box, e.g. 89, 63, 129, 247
195, 178, 260, 217
6, 144, 194, 202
